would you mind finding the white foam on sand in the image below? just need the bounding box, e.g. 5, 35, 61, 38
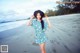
0, 20, 28, 32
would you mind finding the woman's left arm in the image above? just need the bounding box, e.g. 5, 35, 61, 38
45, 15, 52, 28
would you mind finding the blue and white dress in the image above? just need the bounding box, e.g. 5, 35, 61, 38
31, 19, 48, 44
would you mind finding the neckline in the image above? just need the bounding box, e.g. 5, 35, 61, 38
37, 19, 41, 22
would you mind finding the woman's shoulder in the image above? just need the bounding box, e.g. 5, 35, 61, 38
32, 19, 37, 23
32, 19, 36, 21
43, 19, 47, 23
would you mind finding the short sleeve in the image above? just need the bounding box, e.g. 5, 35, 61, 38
43, 20, 48, 31
31, 19, 35, 26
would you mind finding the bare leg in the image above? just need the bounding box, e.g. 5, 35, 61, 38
39, 43, 46, 53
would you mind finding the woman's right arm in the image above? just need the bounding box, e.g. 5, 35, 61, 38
27, 15, 34, 26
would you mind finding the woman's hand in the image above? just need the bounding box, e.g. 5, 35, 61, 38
27, 15, 34, 26
30, 15, 34, 19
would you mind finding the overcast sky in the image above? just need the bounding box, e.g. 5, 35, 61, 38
0, 0, 60, 17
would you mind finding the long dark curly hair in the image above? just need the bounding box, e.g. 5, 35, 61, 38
34, 10, 45, 30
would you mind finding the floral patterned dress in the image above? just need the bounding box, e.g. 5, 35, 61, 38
31, 19, 48, 44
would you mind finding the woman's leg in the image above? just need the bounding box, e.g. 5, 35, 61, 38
39, 43, 46, 53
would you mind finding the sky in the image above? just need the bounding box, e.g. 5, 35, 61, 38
0, 0, 60, 17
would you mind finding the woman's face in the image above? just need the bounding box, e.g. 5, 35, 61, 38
36, 13, 41, 20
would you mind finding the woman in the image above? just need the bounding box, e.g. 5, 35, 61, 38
27, 10, 51, 53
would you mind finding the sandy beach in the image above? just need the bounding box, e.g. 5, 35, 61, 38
0, 14, 80, 53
